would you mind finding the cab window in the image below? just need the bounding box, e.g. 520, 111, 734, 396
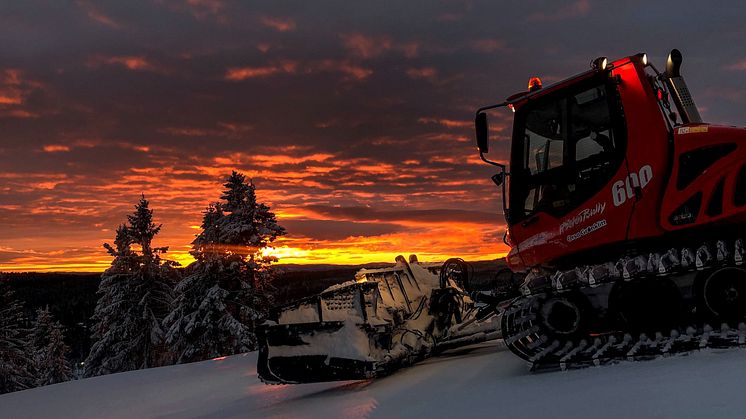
510, 76, 625, 223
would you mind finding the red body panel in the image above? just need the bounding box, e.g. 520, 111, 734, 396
660, 125, 746, 229
505, 58, 746, 272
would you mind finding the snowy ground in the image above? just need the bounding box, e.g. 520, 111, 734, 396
3, 341, 746, 418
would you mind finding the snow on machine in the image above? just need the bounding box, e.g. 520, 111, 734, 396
475, 49, 746, 370
257, 256, 513, 384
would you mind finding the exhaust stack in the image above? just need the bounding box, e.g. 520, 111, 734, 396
665, 49, 702, 124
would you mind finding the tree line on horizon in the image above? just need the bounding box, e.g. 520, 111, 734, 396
0, 171, 285, 394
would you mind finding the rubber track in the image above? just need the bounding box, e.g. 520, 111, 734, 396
502, 239, 746, 371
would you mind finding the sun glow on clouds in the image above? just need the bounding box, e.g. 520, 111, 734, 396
260, 16, 296, 32
0, 140, 509, 271
0, 3, 529, 273
76, 0, 122, 29
0, 69, 45, 119
225, 60, 372, 82
42, 145, 71, 152
88, 55, 160, 72
341, 33, 419, 59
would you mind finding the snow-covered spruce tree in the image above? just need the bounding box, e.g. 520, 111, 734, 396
0, 286, 34, 394
165, 171, 285, 363
31, 308, 72, 386
85, 196, 176, 377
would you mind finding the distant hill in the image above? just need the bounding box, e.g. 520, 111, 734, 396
275, 262, 394, 272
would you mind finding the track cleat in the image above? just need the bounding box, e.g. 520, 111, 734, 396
637, 332, 668, 359
700, 324, 714, 348
576, 266, 591, 286
599, 261, 621, 281
658, 249, 680, 275
647, 253, 662, 273
683, 328, 703, 352
551, 267, 588, 290
651, 332, 664, 349
627, 334, 648, 359
587, 265, 602, 287
681, 248, 695, 269
554, 341, 575, 358
710, 323, 741, 347
592, 335, 617, 362
716, 240, 730, 263
738, 323, 746, 346
615, 258, 627, 276
668, 327, 699, 353
559, 340, 588, 370
550, 270, 567, 291
735, 239, 744, 265
683, 327, 697, 345
530, 340, 560, 362
662, 330, 679, 353
615, 334, 633, 351
696, 245, 713, 270
623, 255, 648, 279
581, 338, 603, 358
520, 272, 552, 295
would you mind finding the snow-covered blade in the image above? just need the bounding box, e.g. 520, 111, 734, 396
257, 255, 502, 384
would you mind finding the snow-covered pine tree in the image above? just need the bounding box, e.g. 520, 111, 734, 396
85, 196, 176, 377
165, 171, 285, 363
31, 308, 72, 386
0, 286, 34, 394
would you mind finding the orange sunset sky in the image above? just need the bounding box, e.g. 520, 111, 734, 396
2, 1, 746, 271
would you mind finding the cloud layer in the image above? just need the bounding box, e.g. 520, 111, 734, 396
2, 0, 746, 271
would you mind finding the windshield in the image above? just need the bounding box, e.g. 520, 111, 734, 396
509, 74, 626, 223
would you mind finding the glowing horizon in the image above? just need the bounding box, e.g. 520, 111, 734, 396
0, 192, 509, 272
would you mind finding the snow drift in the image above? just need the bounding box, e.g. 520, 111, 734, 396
2, 341, 746, 418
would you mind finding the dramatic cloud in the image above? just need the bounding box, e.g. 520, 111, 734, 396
341, 33, 419, 59
224, 60, 371, 81
75, 0, 122, 29
225, 61, 299, 80
261, 16, 297, 32
406, 67, 438, 81
88, 55, 161, 72
725, 60, 746, 71
1, 1, 745, 271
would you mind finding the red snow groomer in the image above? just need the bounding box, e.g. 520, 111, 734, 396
476, 49, 746, 370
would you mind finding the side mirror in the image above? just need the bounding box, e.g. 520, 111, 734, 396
475, 112, 489, 153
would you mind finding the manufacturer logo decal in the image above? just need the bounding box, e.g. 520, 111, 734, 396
567, 219, 607, 242
560, 202, 606, 234
677, 126, 708, 135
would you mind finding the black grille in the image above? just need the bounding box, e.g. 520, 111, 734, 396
677, 143, 737, 190
706, 178, 725, 217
